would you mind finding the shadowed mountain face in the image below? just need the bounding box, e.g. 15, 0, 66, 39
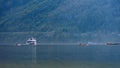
0, 0, 120, 33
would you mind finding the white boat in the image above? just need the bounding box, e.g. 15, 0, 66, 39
26, 37, 37, 45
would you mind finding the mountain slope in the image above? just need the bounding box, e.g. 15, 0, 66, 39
0, 0, 120, 33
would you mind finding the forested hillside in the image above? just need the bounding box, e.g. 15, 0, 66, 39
0, 0, 120, 42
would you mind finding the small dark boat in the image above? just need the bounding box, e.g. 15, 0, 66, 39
106, 42, 120, 45
80, 43, 88, 46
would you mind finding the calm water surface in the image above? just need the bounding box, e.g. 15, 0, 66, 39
0, 45, 120, 68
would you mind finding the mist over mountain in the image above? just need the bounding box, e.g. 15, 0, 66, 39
0, 0, 120, 42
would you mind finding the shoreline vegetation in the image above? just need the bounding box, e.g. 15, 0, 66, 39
0, 61, 120, 68
0, 32, 120, 43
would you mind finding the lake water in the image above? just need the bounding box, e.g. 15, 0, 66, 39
0, 45, 120, 68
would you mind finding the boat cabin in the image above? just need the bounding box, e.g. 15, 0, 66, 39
26, 37, 37, 45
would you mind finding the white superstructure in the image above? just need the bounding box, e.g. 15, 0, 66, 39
26, 37, 37, 45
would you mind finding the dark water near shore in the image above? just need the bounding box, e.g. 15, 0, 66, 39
0, 45, 120, 68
